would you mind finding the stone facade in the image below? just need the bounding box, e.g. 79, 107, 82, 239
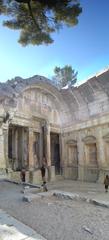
0, 69, 109, 183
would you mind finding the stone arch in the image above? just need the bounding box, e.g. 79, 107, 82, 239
16, 82, 72, 127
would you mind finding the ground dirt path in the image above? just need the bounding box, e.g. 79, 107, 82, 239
0, 181, 109, 240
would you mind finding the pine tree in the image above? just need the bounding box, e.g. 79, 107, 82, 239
53, 65, 78, 88
0, 0, 82, 46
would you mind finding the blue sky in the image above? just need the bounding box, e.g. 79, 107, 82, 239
0, 0, 109, 83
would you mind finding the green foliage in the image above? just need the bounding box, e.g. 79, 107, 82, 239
0, 0, 82, 46
53, 65, 78, 88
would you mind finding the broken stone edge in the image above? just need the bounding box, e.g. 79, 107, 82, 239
22, 189, 109, 208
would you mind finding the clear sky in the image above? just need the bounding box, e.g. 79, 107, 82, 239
0, 0, 109, 83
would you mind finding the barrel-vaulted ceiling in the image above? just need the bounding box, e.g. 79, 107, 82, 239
0, 68, 109, 126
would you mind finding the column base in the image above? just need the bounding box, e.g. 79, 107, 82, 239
48, 166, 55, 182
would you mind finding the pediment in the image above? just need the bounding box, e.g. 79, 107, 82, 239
66, 140, 77, 146
82, 136, 96, 144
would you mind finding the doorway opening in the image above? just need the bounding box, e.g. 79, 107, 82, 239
50, 133, 60, 175
8, 125, 29, 171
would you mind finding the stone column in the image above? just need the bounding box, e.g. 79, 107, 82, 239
45, 123, 51, 181
14, 128, 18, 169
12, 127, 15, 170
39, 129, 43, 167
21, 127, 24, 168
3, 125, 9, 169
1, 123, 13, 177
46, 125, 51, 166
59, 134, 63, 175
0, 126, 7, 171
28, 128, 34, 170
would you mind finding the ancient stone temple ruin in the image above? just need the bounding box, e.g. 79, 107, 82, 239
0, 68, 109, 183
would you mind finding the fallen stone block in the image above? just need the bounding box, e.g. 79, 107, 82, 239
22, 195, 32, 203
82, 225, 93, 235
89, 199, 109, 208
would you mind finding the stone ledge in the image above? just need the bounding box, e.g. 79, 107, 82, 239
53, 191, 109, 208
23, 189, 109, 209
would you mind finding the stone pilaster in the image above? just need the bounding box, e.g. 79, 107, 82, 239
96, 127, 105, 167
97, 127, 107, 182
77, 133, 85, 181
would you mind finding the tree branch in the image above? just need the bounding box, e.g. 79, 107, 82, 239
15, 0, 40, 29
27, 1, 39, 27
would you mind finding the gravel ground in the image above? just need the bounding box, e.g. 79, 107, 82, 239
0, 181, 109, 240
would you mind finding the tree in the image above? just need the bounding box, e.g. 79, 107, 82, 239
53, 65, 78, 88
0, 0, 82, 46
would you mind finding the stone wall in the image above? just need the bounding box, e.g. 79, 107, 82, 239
62, 114, 109, 182
0, 69, 109, 183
